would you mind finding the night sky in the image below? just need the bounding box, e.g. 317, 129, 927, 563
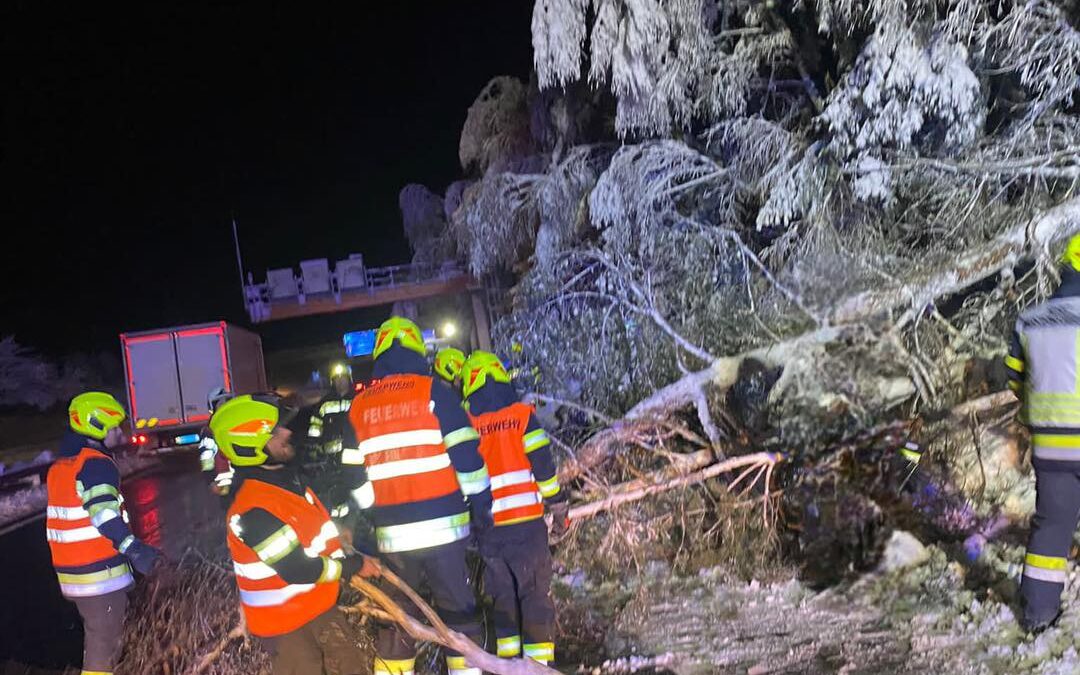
3, 3, 533, 356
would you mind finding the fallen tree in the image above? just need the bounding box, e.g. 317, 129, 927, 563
350, 562, 558, 675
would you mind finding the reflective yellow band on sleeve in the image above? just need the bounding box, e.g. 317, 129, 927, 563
456, 466, 490, 496
81, 483, 120, 501
1032, 434, 1080, 448
318, 557, 342, 583
523, 429, 550, 453
1026, 552, 1067, 570
444, 426, 479, 449
1004, 355, 1025, 373
537, 475, 561, 498
253, 524, 300, 564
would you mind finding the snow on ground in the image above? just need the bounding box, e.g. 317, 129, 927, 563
561, 533, 1080, 674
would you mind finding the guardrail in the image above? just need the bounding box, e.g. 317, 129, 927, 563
243, 260, 471, 322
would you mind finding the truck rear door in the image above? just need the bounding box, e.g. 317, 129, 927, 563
175, 326, 228, 424
124, 333, 183, 426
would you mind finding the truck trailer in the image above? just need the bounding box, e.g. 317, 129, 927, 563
120, 321, 267, 450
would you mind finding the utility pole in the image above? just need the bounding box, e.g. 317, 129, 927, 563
232, 215, 248, 311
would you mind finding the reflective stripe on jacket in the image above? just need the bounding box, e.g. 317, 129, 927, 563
1015, 297, 1080, 462
45, 448, 133, 597
226, 480, 343, 637
470, 403, 544, 527
346, 374, 470, 552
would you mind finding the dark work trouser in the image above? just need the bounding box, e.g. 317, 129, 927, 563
376, 538, 482, 674
71, 587, 129, 674
481, 519, 556, 664
1022, 469, 1080, 627
259, 607, 366, 675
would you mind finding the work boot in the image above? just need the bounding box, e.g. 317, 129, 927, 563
1021, 610, 1062, 635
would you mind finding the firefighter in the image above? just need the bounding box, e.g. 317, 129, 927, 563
211, 393, 372, 674
199, 387, 235, 496
307, 363, 356, 458
461, 351, 568, 666
434, 347, 466, 389
46, 392, 164, 675
343, 316, 490, 675
1010, 233, 1080, 632
307, 363, 357, 519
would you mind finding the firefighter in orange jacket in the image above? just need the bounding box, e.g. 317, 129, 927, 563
211, 393, 372, 674
461, 351, 568, 666
46, 392, 164, 675
342, 317, 490, 675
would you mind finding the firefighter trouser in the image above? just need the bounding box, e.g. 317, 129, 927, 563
1022, 469, 1080, 627
71, 587, 128, 675
375, 538, 482, 675
259, 607, 366, 675
481, 521, 556, 664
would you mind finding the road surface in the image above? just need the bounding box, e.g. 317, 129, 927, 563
0, 456, 223, 671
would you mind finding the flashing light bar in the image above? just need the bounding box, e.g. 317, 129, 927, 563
174, 433, 201, 445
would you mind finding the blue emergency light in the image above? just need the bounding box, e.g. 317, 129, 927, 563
344, 328, 439, 357
344, 330, 377, 357
174, 433, 201, 445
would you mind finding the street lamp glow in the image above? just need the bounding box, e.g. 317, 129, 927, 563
442, 321, 457, 338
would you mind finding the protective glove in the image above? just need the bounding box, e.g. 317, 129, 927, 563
342, 554, 380, 581
469, 494, 494, 539
548, 500, 570, 538
125, 540, 164, 576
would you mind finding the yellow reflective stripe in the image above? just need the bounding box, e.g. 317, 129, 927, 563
320, 400, 351, 415
341, 447, 364, 465
523, 429, 550, 453
81, 483, 119, 501
86, 500, 120, 516
318, 557, 342, 583
497, 513, 544, 526
900, 448, 921, 464
81, 671, 113, 675
1009, 380, 1023, 392
1004, 355, 1025, 373
1033, 434, 1080, 448
253, 524, 300, 564
446, 656, 468, 670
56, 563, 132, 585
524, 641, 555, 660
497, 635, 522, 657
373, 657, 415, 675
1026, 553, 1067, 571
456, 466, 490, 496
537, 475, 561, 498
444, 426, 479, 449
58, 563, 133, 597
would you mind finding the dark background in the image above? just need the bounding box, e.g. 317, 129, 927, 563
2, 3, 534, 356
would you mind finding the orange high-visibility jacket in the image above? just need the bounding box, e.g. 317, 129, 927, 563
226, 480, 343, 637
469, 403, 545, 526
